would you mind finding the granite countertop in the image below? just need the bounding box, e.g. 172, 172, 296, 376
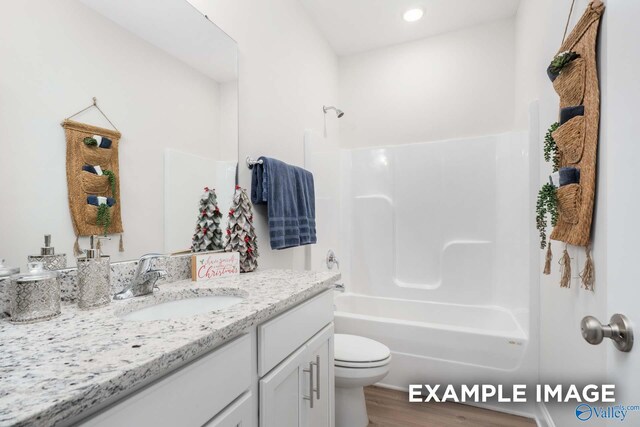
0, 269, 340, 427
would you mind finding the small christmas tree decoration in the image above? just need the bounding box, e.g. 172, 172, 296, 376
191, 187, 223, 252
225, 186, 259, 273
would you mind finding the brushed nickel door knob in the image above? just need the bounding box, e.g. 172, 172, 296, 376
581, 314, 633, 352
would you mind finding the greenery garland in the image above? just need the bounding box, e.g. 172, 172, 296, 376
96, 204, 111, 236
536, 183, 558, 249
544, 122, 560, 172
103, 170, 117, 196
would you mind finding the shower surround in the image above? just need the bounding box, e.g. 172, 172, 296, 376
333, 131, 537, 411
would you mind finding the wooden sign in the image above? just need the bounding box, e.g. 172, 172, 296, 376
191, 252, 240, 281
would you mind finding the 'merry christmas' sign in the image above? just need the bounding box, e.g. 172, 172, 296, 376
191, 252, 240, 281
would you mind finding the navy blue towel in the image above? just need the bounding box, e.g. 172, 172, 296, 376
560, 105, 584, 125
251, 157, 317, 250
87, 196, 116, 207
99, 137, 112, 149
83, 165, 97, 174
559, 167, 580, 186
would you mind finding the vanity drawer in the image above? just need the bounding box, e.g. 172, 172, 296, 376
258, 290, 333, 376
203, 391, 253, 427
80, 334, 251, 427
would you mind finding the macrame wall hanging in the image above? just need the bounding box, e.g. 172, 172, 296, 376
541, 1, 604, 290
61, 98, 124, 255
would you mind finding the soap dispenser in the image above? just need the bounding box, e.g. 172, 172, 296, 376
28, 234, 67, 270
76, 236, 111, 309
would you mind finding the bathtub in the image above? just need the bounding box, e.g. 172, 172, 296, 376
334, 293, 531, 390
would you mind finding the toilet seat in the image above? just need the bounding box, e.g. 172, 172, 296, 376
335, 357, 391, 369
334, 334, 391, 369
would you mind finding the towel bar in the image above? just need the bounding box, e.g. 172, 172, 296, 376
246, 156, 263, 169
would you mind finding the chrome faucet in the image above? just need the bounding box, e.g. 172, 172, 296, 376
113, 254, 168, 300
326, 250, 340, 270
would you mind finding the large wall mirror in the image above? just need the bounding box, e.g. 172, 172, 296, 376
0, 0, 238, 269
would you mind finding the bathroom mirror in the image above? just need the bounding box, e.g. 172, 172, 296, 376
0, 0, 238, 269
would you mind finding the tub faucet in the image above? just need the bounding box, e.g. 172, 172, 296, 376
113, 253, 168, 300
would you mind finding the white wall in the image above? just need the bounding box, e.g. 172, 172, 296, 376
219, 81, 239, 161
0, 0, 223, 268
187, 0, 340, 270
0, 0, 339, 272
515, 1, 607, 426
338, 18, 516, 149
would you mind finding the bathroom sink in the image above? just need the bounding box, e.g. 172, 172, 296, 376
119, 295, 244, 321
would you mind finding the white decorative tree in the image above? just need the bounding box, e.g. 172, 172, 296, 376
225, 186, 258, 272
191, 187, 223, 252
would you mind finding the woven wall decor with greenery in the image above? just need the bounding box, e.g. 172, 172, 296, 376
62, 119, 123, 240
542, 0, 603, 290
549, 2, 604, 248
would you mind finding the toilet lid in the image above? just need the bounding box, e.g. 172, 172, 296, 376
334, 334, 391, 366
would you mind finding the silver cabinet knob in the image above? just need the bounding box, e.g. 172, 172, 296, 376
581, 314, 633, 352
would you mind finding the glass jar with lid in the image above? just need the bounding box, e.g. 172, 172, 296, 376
0, 259, 19, 317
10, 262, 61, 323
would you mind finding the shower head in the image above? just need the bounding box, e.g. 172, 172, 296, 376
323, 105, 344, 118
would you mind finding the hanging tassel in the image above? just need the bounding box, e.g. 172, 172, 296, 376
580, 246, 595, 291
73, 236, 82, 257
559, 245, 571, 288
119, 234, 124, 252
543, 242, 553, 275
96, 238, 101, 251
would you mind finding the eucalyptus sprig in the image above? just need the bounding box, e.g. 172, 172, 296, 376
103, 170, 117, 197
536, 183, 558, 249
544, 122, 560, 172
96, 204, 111, 236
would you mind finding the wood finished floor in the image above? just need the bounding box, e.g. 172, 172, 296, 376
364, 386, 536, 427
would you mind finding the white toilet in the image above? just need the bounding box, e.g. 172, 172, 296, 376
334, 334, 391, 427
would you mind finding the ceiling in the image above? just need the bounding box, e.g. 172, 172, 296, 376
299, 0, 521, 56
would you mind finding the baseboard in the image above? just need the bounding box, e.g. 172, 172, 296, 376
374, 382, 406, 393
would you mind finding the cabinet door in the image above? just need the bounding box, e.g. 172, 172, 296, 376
303, 324, 335, 427
259, 347, 307, 427
79, 335, 251, 427
204, 392, 253, 427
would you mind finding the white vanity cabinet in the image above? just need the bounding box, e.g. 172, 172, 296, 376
259, 346, 308, 426
78, 334, 253, 427
259, 325, 334, 427
74, 289, 335, 427
203, 392, 253, 427
259, 291, 335, 427
304, 327, 334, 427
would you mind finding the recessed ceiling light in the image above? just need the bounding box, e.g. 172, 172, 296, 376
403, 8, 424, 22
